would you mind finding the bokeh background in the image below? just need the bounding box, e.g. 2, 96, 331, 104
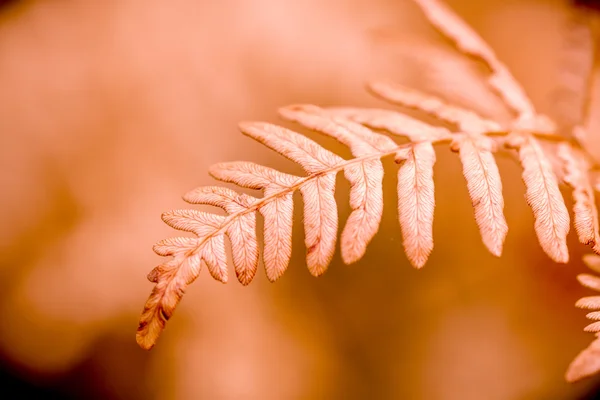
2, 0, 600, 398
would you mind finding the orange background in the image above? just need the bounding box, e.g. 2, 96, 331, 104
1, 0, 599, 398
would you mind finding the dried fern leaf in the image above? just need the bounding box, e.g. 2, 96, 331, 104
278, 106, 390, 264
579, 273, 600, 292
566, 336, 600, 382
557, 143, 600, 253
396, 142, 436, 267
138, 261, 188, 350
153, 237, 199, 258
584, 254, 600, 274
201, 235, 229, 282
207, 162, 298, 282
411, 0, 535, 118
160, 211, 229, 282
138, 232, 226, 349
279, 105, 398, 154
368, 80, 503, 133
505, 133, 570, 263
585, 322, 600, 333
239, 121, 345, 174
183, 187, 260, 284
299, 175, 339, 276
214, 120, 348, 277
451, 133, 507, 256
258, 193, 294, 281
209, 161, 301, 190
325, 107, 453, 142
161, 210, 225, 240
576, 296, 600, 310
588, 311, 600, 320
340, 160, 385, 264
279, 105, 396, 264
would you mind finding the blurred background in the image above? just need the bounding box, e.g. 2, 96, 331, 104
1, 0, 600, 398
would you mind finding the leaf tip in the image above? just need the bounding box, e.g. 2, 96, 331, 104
136, 329, 156, 351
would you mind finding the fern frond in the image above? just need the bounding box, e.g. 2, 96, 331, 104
137, 118, 424, 349
137, 0, 600, 366
138, 105, 584, 349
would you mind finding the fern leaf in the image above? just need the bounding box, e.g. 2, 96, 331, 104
241, 121, 347, 275
566, 336, 600, 382
584, 254, 600, 274
279, 105, 395, 264
368, 81, 503, 133
579, 273, 600, 292
201, 235, 229, 283
159, 210, 229, 282
207, 162, 298, 281
576, 296, 600, 310
557, 143, 600, 253
587, 311, 600, 321
396, 142, 436, 267
240, 121, 344, 173
153, 237, 199, 257
138, 237, 220, 349
299, 175, 339, 275
585, 322, 600, 333
259, 193, 295, 281
505, 133, 570, 263
452, 134, 507, 256
161, 210, 226, 238
183, 187, 260, 284
325, 107, 453, 142
340, 160, 385, 264
209, 161, 301, 190
279, 104, 398, 154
